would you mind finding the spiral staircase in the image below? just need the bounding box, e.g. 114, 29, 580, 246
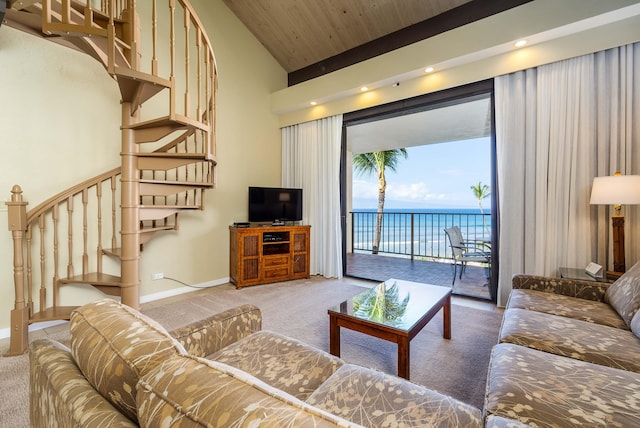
4, 0, 217, 356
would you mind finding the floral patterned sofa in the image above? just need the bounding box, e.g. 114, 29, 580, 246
29, 298, 481, 427
30, 261, 640, 427
485, 261, 640, 427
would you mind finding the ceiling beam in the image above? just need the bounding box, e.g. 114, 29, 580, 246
288, 0, 533, 86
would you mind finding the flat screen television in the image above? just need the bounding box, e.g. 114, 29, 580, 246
248, 186, 303, 223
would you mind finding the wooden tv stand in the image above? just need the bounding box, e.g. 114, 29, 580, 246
229, 225, 310, 288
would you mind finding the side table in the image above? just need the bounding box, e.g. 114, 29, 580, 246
558, 267, 615, 283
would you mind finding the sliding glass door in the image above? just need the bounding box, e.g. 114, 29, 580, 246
340, 80, 498, 301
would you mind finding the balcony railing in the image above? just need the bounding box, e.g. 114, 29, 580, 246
350, 210, 491, 260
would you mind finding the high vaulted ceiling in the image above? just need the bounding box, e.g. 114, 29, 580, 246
222, 0, 529, 84
223, 0, 471, 72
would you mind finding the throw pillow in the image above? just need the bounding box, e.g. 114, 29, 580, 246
630, 310, 640, 339
70, 298, 186, 423
605, 261, 640, 328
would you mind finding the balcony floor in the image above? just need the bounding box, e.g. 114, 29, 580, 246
346, 252, 491, 300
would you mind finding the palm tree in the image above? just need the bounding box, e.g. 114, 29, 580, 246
470, 181, 491, 236
353, 149, 408, 254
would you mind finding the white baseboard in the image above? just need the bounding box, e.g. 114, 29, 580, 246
0, 277, 230, 340
139, 277, 229, 303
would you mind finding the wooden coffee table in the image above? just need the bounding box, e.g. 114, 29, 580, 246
328, 278, 451, 379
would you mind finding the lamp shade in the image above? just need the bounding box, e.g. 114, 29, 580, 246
590, 175, 640, 205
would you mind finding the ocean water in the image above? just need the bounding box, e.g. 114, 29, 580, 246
351, 208, 492, 259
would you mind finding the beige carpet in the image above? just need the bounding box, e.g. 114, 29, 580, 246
0, 276, 502, 426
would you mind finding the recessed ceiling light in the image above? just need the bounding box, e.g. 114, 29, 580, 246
424, 67, 434, 73
514, 40, 527, 48
310, 101, 317, 106
360, 86, 368, 92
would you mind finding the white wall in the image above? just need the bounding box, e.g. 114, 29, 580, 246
0, 0, 286, 334
134, 0, 286, 296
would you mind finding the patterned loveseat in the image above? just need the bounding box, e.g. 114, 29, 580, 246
484, 261, 640, 427
29, 298, 482, 427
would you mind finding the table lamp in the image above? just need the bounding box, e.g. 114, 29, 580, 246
590, 172, 640, 275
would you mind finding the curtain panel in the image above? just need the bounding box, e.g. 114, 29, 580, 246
281, 115, 344, 278
495, 42, 640, 306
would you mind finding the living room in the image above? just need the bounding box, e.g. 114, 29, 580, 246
1, 0, 639, 332
1, 0, 640, 426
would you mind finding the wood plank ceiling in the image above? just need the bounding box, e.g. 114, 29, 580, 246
222, 0, 532, 85
223, 0, 472, 72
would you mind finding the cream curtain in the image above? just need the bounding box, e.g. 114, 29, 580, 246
495, 42, 640, 306
281, 115, 344, 278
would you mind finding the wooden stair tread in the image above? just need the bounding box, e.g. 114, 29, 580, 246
138, 152, 209, 159
103, 248, 121, 257
30, 306, 78, 323
126, 114, 209, 133
58, 272, 122, 287
140, 225, 176, 234
114, 67, 171, 87
127, 115, 210, 144
137, 155, 213, 171
140, 204, 200, 210
113, 67, 172, 106
138, 178, 212, 187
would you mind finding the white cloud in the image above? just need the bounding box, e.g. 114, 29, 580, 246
386, 182, 445, 201
352, 179, 480, 209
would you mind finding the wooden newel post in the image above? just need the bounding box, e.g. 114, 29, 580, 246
5, 185, 30, 356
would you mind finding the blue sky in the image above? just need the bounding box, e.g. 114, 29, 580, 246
352, 137, 492, 210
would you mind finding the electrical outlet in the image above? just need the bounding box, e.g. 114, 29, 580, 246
152, 272, 164, 280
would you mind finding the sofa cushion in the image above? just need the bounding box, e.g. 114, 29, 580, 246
307, 364, 483, 427
136, 353, 361, 427
499, 308, 640, 372
210, 330, 344, 401
485, 343, 640, 427
506, 289, 627, 329
69, 298, 186, 423
605, 261, 640, 327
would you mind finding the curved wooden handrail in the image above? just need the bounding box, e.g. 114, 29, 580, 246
26, 167, 121, 223
175, 0, 218, 159
178, 0, 218, 71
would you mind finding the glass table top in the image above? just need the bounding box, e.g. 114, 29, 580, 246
328, 278, 451, 332
558, 267, 615, 283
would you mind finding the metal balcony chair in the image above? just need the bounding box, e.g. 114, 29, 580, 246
444, 226, 491, 286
